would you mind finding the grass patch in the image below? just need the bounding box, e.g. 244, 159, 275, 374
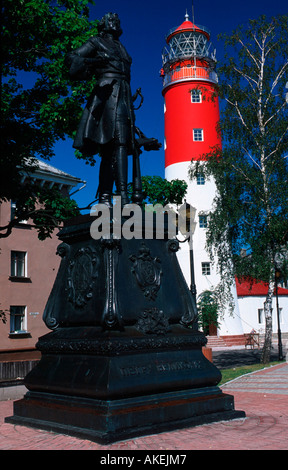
219, 361, 283, 385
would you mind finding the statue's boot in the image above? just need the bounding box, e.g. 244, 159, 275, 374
98, 156, 113, 209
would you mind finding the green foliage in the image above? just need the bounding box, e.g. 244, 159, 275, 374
6, 184, 80, 240
219, 362, 282, 384
23, 187, 80, 240
197, 290, 220, 335
141, 176, 188, 206
1, 0, 98, 238
2, 0, 98, 166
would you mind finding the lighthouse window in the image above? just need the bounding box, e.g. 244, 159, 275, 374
199, 215, 208, 228
191, 90, 202, 103
196, 173, 205, 185
201, 262, 211, 276
193, 129, 204, 141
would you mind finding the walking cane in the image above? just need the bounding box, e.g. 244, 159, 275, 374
132, 88, 144, 205
132, 145, 143, 205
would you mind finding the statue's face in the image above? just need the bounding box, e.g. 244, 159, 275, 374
105, 14, 121, 36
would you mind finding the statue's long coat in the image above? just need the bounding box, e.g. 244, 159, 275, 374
65, 35, 135, 155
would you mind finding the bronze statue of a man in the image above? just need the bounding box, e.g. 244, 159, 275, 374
65, 12, 160, 207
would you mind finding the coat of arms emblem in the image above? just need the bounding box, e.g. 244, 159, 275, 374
129, 243, 162, 300
66, 247, 99, 308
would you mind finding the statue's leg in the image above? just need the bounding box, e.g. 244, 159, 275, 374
114, 116, 130, 207
114, 145, 129, 207
97, 151, 114, 208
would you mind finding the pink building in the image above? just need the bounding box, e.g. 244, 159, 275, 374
0, 160, 84, 359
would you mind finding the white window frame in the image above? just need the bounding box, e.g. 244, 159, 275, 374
201, 262, 211, 276
9, 306, 27, 334
191, 89, 202, 103
193, 128, 204, 141
258, 308, 264, 324
11, 251, 27, 278
197, 173, 205, 185
199, 215, 208, 228
11, 201, 28, 224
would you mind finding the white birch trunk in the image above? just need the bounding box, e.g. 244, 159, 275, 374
261, 279, 274, 363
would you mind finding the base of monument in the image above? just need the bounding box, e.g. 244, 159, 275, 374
6, 387, 245, 444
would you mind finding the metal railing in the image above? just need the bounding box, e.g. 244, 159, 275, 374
162, 66, 218, 88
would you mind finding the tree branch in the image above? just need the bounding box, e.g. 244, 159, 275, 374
265, 123, 288, 159
233, 65, 258, 90
238, 38, 261, 70
264, 60, 288, 111
242, 146, 262, 170
264, 100, 287, 128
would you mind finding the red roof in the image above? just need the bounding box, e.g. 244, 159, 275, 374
236, 278, 288, 296
177, 20, 201, 32
167, 20, 210, 42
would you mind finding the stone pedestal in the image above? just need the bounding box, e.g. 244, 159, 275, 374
6, 214, 245, 443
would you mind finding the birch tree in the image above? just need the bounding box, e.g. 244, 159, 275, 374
189, 15, 288, 363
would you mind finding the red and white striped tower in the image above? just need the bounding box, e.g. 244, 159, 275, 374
161, 12, 244, 338
162, 11, 221, 178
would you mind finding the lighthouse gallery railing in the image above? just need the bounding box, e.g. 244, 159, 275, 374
163, 66, 218, 88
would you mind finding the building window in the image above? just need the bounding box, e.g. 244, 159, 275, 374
197, 173, 205, 185
202, 262, 211, 276
191, 90, 202, 103
199, 215, 208, 228
10, 306, 27, 334
11, 251, 27, 278
10, 201, 28, 224
258, 308, 264, 324
193, 128, 204, 141
11, 201, 17, 220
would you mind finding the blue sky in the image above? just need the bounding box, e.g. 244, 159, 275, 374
48, 0, 287, 209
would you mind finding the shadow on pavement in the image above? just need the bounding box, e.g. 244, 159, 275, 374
212, 348, 283, 369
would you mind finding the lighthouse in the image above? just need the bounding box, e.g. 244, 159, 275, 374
161, 11, 221, 297
161, 12, 244, 339
162, 11, 221, 171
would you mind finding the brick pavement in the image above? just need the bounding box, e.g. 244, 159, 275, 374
0, 363, 287, 450
221, 362, 288, 394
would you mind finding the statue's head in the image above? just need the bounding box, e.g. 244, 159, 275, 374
98, 13, 122, 38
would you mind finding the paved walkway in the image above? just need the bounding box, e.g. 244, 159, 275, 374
0, 362, 287, 450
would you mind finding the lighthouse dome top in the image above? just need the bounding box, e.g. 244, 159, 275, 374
162, 13, 215, 68
165, 13, 211, 43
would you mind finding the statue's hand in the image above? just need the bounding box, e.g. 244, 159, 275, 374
144, 139, 162, 151
136, 137, 162, 151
